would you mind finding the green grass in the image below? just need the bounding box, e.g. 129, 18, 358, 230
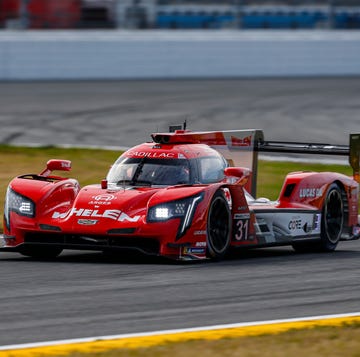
0, 145, 354, 233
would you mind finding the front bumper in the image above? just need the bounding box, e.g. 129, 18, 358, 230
1, 231, 161, 255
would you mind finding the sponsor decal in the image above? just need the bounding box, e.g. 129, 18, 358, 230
93, 194, 115, 201
89, 194, 115, 205
61, 161, 71, 169
353, 226, 360, 236
78, 219, 98, 225
288, 218, 302, 230
194, 230, 207, 236
234, 213, 250, 220
288, 214, 321, 233
222, 188, 232, 210
299, 187, 323, 198
183, 247, 206, 255
126, 151, 175, 159
231, 135, 252, 147
313, 214, 321, 230
52, 208, 140, 222
195, 241, 207, 247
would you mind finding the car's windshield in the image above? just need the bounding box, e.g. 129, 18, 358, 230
107, 157, 191, 186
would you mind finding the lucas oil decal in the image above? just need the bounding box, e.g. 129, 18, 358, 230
299, 187, 323, 198
52, 208, 140, 222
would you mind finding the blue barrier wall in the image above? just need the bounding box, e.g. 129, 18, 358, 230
156, 12, 360, 30
0, 30, 360, 80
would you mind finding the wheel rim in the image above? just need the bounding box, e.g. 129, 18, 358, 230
324, 189, 343, 244
208, 197, 230, 254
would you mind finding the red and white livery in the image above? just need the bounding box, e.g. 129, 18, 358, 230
2, 128, 360, 260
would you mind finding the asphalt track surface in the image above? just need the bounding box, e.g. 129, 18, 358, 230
1, 243, 360, 346
1, 78, 360, 346
0, 77, 360, 148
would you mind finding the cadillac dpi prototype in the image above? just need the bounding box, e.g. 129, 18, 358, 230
2, 129, 360, 261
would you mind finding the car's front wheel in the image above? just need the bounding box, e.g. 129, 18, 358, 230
206, 190, 231, 260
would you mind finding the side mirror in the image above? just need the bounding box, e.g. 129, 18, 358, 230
101, 179, 108, 189
224, 167, 251, 186
40, 159, 71, 177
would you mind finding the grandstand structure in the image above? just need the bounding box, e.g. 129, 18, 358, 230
1, 0, 360, 29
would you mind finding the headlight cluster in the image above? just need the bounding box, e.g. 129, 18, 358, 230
4, 187, 35, 229
147, 193, 203, 238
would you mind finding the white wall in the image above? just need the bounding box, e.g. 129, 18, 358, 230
0, 30, 360, 80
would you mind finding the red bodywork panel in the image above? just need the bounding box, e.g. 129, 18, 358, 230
279, 171, 359, 227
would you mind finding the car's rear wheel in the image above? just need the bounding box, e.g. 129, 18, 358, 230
206, 190, 231, 260
20, 246, 63, 259
319, 183, 344, 251
292, 183, 344, 253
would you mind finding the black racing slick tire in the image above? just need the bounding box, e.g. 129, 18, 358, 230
206, 190, 231, 260
319, 183, 344, 252
292, 183, 344, 253
20, 246, 63, 259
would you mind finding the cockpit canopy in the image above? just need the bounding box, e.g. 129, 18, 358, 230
106, 150, 228, 187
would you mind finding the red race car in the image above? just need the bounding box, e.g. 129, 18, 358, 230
2, 128, 360, 261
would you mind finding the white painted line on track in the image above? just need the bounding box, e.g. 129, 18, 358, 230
0, 312, 359, 350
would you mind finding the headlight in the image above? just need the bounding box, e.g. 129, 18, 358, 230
147, 193, 203, 239
4, 187, 35, 228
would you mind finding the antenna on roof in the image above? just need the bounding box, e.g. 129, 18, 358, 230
169, 124, 182, 132
168, 120, 188, 133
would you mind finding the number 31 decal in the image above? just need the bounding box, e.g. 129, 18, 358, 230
233, 213, 250, 241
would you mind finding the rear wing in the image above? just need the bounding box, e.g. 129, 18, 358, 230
258, 133, 360, 184
153, 129, 360, 197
